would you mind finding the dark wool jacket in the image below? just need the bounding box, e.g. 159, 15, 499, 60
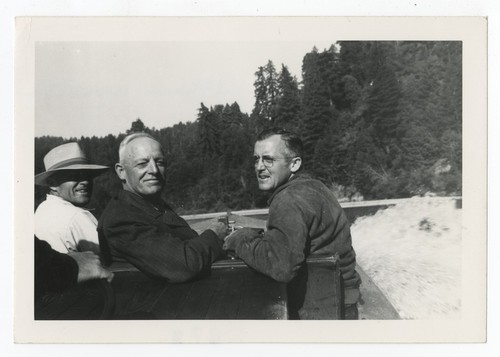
229, 173, 361, 305
35, 237, 79, 299
97, 190, 223, 283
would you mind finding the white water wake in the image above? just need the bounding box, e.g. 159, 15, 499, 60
351, 197, 462, 319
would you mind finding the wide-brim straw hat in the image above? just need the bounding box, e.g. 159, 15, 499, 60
35, 142, 109, 186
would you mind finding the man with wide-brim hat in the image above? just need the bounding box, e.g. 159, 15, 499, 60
35, 142, 108, 254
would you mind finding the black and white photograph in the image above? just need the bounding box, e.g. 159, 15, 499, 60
13, 16, 487, 344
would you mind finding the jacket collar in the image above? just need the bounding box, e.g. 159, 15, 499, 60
118, 190, 188, 226
267, 172, 311, 205
118, 190, 166, 219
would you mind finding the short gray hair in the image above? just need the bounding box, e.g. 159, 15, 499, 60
118, 132, 163, 163
257, 127, 303, 158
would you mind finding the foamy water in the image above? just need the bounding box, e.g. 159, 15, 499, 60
351, 197, 462, 319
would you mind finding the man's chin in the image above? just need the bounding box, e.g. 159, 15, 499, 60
142, 185, 163, 196
72, 198, 90, 207
258, 182, 273, 192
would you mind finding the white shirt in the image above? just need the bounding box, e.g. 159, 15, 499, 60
35, 194, 100, 253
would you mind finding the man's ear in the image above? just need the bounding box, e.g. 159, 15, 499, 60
115, 163, 126, 182
290, 157, 302, 173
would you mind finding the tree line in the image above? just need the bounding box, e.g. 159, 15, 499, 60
35, 41, 462, 217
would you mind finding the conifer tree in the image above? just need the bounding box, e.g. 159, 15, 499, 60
301, 48, 334, 176
275, 64, 302, 132
196, 103, 220, 157
365, 63, 402, 148
126, 118, 147, 134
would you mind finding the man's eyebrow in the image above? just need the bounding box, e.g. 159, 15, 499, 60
132, 155, 165, 162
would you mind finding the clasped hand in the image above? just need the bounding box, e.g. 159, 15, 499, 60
68, 251, 114, 283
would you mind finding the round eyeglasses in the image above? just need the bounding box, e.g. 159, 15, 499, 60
253, 155, 293, 168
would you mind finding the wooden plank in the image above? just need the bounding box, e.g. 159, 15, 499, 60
35, 280, 113, 320
356, 265, 400, 320
296, 262, 342, 320
35, 291, 88, 320
216, 260, 289, 319
146, 279, 193, 319
37, 259, 288, 320
149, 264, 286, 320
151, 267, 286, 320
57, 289, 106, 319
171, 274, 221, 319
204, 269, 245, 319
189, 215, 267, 233
182, 209, 269, 221
182, 197, 462, 221
109, 271, 168, 318
235, 269, 287, 320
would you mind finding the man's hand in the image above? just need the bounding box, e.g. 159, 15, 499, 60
223, 227, 263, 251
222, 229, 240, 252
68, 251, 114, 283
206, 220, 228, 241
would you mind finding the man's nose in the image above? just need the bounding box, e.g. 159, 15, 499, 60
147, 159, 159, 173
255, 158, 265, 170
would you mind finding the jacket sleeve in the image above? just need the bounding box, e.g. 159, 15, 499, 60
232, 195, 309, 283
101, 214, 223, 283
35, 237, 79, 298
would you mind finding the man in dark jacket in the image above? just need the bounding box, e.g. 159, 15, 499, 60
35, 236, 113, 299
98, 133, 226, 283
224, 128, 361, 319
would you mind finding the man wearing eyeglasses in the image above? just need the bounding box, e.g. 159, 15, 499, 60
224, 127, 361, 319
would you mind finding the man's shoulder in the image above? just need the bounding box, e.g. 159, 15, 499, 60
102, 189, 128, 207
279, 175, 326, 197
100, 195, 120, 211
271, 176, 338, 209
102, 190, 142, 208
98, 190, 157, 226
35, 197, 96, 241
99, 192, 127, 223
36, 195, 86, 217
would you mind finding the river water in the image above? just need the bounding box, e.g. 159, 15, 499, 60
351, 197, 462, 319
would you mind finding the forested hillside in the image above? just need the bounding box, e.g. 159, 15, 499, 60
35, 41, 462, 216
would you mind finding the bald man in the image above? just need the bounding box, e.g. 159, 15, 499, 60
98, 133, 227, 283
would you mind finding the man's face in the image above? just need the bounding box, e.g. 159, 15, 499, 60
49, 171, 94, 207
117, 137, 166, 198
254, 135, 294, 192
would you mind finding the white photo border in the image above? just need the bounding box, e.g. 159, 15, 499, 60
14, 16, 487, 344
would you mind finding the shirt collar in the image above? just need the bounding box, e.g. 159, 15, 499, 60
46, 194, 73, 206
46, 193, 93, 211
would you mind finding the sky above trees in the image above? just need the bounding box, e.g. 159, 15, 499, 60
35, 41, 333, 138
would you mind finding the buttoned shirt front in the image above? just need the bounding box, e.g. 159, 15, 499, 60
35, 194, 100, 253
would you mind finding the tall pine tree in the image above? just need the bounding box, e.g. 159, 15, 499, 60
301, 48, 335, 178
275, 64, 302, 132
